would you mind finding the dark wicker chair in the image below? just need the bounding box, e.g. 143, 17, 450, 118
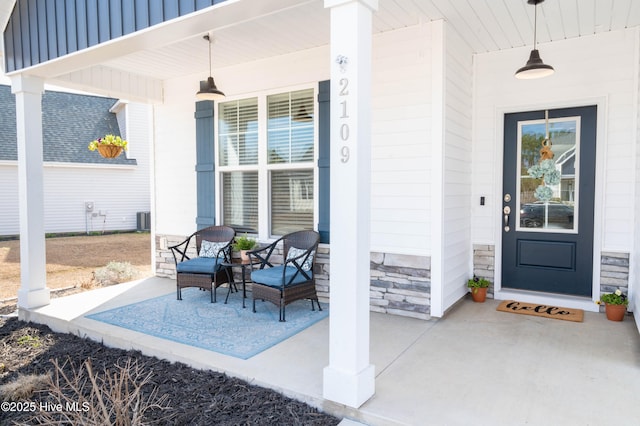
249, 230, 321, 321
169, 225, 235, 303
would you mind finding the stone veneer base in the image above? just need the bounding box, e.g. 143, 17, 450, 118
155, 234, 432, 320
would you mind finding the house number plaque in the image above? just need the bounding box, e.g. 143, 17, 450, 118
339, 77, 350, 163
336, 55, 351, 164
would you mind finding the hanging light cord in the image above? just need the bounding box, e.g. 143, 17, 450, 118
204, 34, 212, 76
533, 3, 538, 50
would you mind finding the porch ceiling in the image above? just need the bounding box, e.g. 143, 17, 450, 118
98, 0, 640, 81
3, 0, 640, 99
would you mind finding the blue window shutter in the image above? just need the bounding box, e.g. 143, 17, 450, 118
318, 80, 330, 243
195, 100, 216, 228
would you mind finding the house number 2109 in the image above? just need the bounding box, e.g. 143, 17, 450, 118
339, 77, 350, 163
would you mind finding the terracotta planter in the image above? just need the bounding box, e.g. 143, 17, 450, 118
240, 250, 250, 264
470, 287, 488, 303
605, 303, 626, 321
97, 145, 123, 158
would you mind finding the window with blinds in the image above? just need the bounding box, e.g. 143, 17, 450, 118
222, 171, 258, 233
271, 170, 314, 235
218, 88, 315, 237
267, 89, 314, 164
219, 98, 258, 166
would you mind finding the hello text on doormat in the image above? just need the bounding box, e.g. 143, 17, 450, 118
497, 300, 584, 322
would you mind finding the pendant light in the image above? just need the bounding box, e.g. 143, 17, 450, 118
515, 0, 554, 79
196, 34, 225, 101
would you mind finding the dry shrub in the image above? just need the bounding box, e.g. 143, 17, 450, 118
92, 261, 138, 287
80, 278, 97, 290
29, 358, 173, 425
0, 373, 50, 401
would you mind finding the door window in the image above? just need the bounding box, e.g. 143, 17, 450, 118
516, 117, 580, 233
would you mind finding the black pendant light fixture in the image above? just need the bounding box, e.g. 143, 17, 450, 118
515, 0, 554, 79
196, 34, 225, 101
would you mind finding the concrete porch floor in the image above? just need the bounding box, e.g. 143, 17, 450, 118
18, 276, 640, 426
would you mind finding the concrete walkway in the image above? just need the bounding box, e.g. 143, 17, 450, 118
19, 277, 640, 425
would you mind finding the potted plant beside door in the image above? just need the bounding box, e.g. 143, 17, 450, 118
597, 288, 628, 321
467, 276, 490, 303
233, 234, 258, 264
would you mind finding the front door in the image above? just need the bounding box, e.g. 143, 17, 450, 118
502, 106, 597, 297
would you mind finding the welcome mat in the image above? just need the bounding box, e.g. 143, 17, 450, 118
86, 288, 328, 359
496, 300, 584, 322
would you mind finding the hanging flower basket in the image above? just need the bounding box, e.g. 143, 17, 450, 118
88, 134, 128, 159
96, 144, 123, 159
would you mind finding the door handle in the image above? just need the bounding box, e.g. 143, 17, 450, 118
503, 206, 511, 231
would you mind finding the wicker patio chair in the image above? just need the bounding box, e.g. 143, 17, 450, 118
249, 230, 321, 321
169, 225, 235, 303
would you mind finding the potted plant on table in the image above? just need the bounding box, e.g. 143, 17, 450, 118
467, 275, 490, 303
597, 288, 628, 321
88, 134, 128, 159
233, 234, 258, 264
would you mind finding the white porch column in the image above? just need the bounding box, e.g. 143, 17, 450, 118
323, 0, 377, 408
12, 75, 50, 309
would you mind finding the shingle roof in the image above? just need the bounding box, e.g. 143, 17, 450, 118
0, 85, 137, 165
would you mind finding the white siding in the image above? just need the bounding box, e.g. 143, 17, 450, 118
371, 25, 431, 255
154, 47, 329, 238
441, 24, 473, 311
473, 29, 639, 255
153, 79, 199, 237
0, 162, 150, 235
633, 37, 640, 331
0, 164, 19, 234
0, 102, 152, 236
156, 29, 434, 258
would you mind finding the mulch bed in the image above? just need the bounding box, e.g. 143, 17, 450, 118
0, 317, 341, 425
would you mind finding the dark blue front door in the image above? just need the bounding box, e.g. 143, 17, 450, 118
502, 106, 597, 296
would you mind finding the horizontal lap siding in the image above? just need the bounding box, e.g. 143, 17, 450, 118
54, 65, 164, 104
0, 165, 150, 235
0, 166, 19, 235
634, 64, 640, 319
371, 26, 431, 255
442, 25, 473, 309
0, 102, 152, 236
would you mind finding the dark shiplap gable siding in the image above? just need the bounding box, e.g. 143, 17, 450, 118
3, 0, 229, 73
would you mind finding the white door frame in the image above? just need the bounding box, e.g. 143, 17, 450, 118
492, 97, 607, 312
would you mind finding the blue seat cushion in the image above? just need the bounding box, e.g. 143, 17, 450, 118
176, 257, 223, 274
251, 266, 312, 287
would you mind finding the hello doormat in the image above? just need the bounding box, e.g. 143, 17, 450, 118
496, 300, 584, 322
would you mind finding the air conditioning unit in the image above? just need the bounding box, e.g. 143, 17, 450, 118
136, 212, 151, 231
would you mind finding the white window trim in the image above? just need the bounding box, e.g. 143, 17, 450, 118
215, 84, 319, 241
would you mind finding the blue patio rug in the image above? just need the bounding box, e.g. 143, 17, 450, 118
86, 288, 328, 359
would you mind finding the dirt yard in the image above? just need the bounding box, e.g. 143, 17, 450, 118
0, 233, 152, 302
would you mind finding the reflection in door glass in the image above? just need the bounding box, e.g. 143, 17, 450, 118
517, 118, 579, 232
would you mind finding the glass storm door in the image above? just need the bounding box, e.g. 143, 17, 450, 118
502, 106, 597, 296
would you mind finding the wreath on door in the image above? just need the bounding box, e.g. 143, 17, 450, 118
526, 112, 560, 202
